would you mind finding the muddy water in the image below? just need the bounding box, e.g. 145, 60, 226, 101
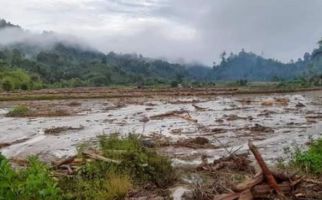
1, 92, 322, 165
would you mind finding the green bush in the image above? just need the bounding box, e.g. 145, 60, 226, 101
2, 78, 14, 91
98, 134, 176, 187
6, 105, 30, 117
0, 135, 175, 200
0, 68, 43, 91
0, 154, 61, 200
291, 138, 322, 175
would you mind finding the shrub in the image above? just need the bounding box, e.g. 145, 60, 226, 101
98, 134, 176, 187
170, 81, 179, 87
6, 105, 30, 117
0, 154, 61, 200
0, 154, 17, 199
2, 78, 14, 91
60, 172, 132, 200
18, 157, 62, 200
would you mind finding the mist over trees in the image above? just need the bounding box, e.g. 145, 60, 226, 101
1, 19, 322, 91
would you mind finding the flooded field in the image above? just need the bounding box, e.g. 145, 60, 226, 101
1, 91, 322, 166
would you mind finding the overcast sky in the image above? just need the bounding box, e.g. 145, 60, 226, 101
1, 0, 322, 64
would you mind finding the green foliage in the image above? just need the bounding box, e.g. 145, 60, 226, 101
0, 154, 61, 200
0, 154, 17, 200
0, 68, 43, 91
2, 78, 14, 91
291, 138, 322, 175
6, 105, 30, 117
98, 134, 176, 187
0, 135, 175, 199
18, 157, 61, 200
60, 172, 132, 200
59, 135, 175, 199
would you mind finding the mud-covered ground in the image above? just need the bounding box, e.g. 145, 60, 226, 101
1, 91, 322, 167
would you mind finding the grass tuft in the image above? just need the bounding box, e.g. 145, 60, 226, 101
5, 105, 30, 117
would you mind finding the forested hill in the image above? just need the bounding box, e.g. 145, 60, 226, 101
0, 19, 322, 91
212, 50, 313, 81
0, 19, 20, 29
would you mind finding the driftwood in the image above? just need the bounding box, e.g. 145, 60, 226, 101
209, 141, 306, 199
150, 110, 188, 119
52, 156, 77, 169
82, 151, 121, 164
233, 173, 263, 192
239, 190, 253, 200
192, 104, 207, 111
214, 193, 241, 200
150, 110, 197, 122
248, 141, 284, 198
251, 182, 291, 198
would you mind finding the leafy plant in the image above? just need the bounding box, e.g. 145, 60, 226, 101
0, 154, 61, 200
291, 138, 322, 175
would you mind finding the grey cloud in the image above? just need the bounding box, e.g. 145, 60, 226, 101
1, 0, 322, 64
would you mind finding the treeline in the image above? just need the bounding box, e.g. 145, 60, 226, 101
0, 43, 198, 89
1, 19, 322, 91
0, 67, 42, 91
212, 49, 312, 81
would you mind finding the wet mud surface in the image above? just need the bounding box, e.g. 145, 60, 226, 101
1, 91, 322, 166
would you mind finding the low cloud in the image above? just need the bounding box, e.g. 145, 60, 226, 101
1, 0, 322, 64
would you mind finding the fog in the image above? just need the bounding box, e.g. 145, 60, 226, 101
1, 0, 322, 64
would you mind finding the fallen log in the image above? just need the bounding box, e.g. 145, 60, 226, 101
252, 182, 291, 199
82, 151, 121, 164
52, 155, 77, 169
60, 164, 73, 175
213, 192, 240, 200
303, 178, 322, 186
150, 110, 187, 119
248, 141, 286, 199
232, 172, 263, 192
239, 189, 253, 200
192, 104, 207, 111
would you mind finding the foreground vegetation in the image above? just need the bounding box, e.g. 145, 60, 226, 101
290, 138, 322, 175
0, 135, 175, 200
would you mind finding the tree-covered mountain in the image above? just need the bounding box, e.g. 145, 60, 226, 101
1, 18, 322, 91
212, 49, 312, 81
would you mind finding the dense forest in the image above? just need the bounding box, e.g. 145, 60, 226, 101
1, 19, 322, 91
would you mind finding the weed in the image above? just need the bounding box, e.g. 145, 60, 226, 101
6, 105, 30, 117
290, 138, 322, 175
0, 154, 61, 200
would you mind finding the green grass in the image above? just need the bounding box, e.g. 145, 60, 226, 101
0, 135, 176, 200
290, 138, 322, 175
5, 105, 30, 117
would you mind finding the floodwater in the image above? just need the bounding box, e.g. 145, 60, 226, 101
1, 91, 322, 165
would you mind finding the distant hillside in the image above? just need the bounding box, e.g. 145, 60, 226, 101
1, 18, 322, 90
212, 50, 312, 81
